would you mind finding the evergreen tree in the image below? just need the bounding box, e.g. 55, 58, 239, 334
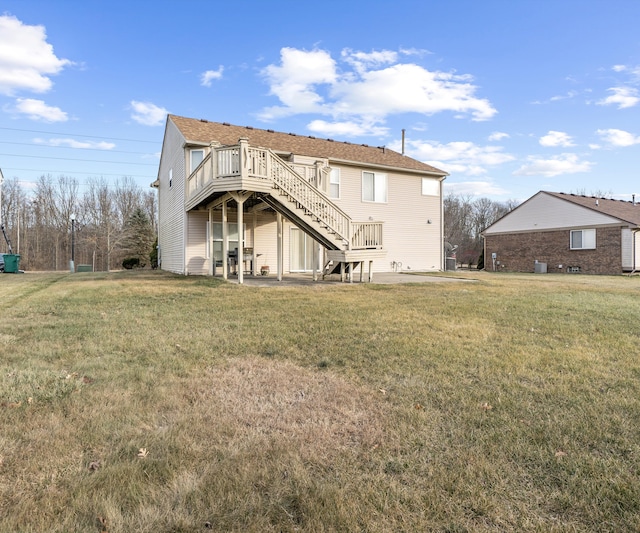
121, 207, 155, 267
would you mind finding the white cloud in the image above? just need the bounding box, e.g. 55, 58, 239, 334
444, 180, 509, 197
400, 139, 514, 176
488, 131, 509, 141
307, 119, 388, 137
597, 87, 640, 109
0, 14, 71, 96
201, 67, 224, 87
596, 128, 640, 147
341, 48, 398, 73
130, 100, 168, 126
260, 48, 337, 119
259, 47, 497, 128
539, 130, 575, 147
514, 153, 593, 177
612, 64, 627, 73
34, 137, 115, 150
10, 98, 67, 122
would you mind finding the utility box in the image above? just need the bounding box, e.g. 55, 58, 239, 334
77, 264, 92, 273
3, 254, 20, 273
445, 257, 457, 271
534, 261, 547, 274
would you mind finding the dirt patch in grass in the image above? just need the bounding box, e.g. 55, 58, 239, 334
200, 357, 385, 458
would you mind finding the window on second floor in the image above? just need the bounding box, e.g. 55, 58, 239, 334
190, 149, 205, 173
168, 168, 173, 188
570, 229, 596, 250
422, 178, 440, 196
329, 168, 340, 199
362, 171, 387, 203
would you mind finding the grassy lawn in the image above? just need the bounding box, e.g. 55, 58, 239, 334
1, 270, 639, 532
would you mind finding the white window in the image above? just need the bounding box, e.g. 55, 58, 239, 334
212, 222, 246, 266
329, 168, 340, 199
190, 149, 205, 173
168, 168, 173, 188
422, 178, 440, 196
362, 171, 387, 203
570, 229, 596, 250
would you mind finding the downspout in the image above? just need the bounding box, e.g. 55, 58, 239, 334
439, 178, 445, 271
631, 228, 639, 274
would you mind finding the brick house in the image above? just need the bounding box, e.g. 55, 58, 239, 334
481, 191, 640, 275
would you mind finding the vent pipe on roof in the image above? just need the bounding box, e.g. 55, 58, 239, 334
401, 129, 406, 155
633, 194, 636, 205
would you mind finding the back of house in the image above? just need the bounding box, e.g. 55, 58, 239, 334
154, 115, 448, 280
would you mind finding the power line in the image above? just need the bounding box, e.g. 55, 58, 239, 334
0, 140, 158, 156
0, 126, 160, 144
0, 153, 157, 167
2, 167, 155, 179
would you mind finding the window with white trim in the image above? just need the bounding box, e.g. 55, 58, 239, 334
329, 168, 340, 199
190, 149, 205, 173
422, 178, 439, 196
168, 168, 173, 188
570, 229, 596, 250
362, 171, 387, 203
212, 222, 246, 266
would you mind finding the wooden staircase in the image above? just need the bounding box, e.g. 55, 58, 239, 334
186, 140, 385, 280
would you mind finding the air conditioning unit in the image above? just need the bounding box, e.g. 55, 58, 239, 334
534, 261, 547, 274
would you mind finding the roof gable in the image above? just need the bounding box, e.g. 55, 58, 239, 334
483, 191, 637, 234
168, 115, 447, 176
544, 191, 640, 226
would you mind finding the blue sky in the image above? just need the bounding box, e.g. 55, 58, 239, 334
1, 0, 640, 202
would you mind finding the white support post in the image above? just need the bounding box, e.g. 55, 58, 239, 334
208, 207, 215, 276
277, 212, 283, 281
312, 241, 318, 281
252, 210, 258, 276
222, 200, 228, 280
368, 260, 373, 283
238, 137, 249, 180
237, 197, 244, 285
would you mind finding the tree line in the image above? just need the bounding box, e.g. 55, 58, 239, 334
1, 175, 156, 272
1, 176, 513, 272
443, 194, 518, 267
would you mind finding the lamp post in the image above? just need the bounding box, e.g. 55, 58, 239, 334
70, 213, 76, 273
0, 167, 4, 235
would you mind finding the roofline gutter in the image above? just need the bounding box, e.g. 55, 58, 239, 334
327, 157, 448, 178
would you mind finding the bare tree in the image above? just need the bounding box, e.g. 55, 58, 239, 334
444, 194, 519, 267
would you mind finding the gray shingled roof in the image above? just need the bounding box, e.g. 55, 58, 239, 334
168, 115, 447, 177
545, 191, 640, 226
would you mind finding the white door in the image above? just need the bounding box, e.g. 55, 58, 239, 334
290, 228, 317, 272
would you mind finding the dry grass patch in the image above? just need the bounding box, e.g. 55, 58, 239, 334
1, 271, 640, 532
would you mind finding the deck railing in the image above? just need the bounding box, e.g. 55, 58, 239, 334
186, 140, 383, 250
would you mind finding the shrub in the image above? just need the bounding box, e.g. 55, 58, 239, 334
122, 257, 143, 269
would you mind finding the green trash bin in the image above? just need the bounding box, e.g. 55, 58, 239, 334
3, 254, 20, 273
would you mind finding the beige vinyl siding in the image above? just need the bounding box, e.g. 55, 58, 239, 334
623, 228, 640, 271
333, 163, 442, 271
485, 193, 621, 235
186, 211, 210, 275
622, 228, 633, 270
157, 120, 187, 273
